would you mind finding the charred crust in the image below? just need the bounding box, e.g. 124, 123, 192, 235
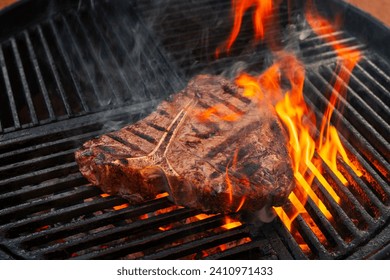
222, 84, 238, 95
270, 119, 282, 132
119, 158, 129, 165
96, 153, 106, 161
158, 109, 170, 117
99, 146, 117, 154
80, 150, 93, 157
240, 162, 261, 177
147, 122, 167, 132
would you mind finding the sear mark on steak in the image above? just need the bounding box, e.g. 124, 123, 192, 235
75, 75, 295, 213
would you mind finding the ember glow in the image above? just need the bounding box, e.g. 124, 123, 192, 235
222, 216, 243, 230
218, 0, 363, 237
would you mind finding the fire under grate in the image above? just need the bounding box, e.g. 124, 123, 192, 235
0, 0, 389, 259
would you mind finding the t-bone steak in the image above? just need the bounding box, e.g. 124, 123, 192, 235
75, 75, 295, 213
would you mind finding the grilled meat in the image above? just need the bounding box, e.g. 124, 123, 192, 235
75, 75, 295, 213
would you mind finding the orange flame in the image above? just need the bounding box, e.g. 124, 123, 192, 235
216, 0, 363, 233
196, 104, 243, 122
305, 5, 362, 180
194, 213, 216, 220
232, 48, 360, 231
113, 203, 129, 211
274, 11, 361, 229
216, 0, 273, 56
235, 72, 264, 100
225, 164, 234, 204
222, 216, 242, 230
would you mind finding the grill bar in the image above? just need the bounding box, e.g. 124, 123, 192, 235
304, 79, 390, 204
312, 178, 361, 237
20, 198, 173, 253
108, 6, 182, 95
349, 65, 390, 126
0, 162, 79, 189
0, 148, 76, 180
304, 76, 389, 183
0, 131, 98, 170
320, 159, 377, 226
291, 214, 332, 259
23, 30, 56, 120
86, 11, 134, 102
339, 159, 388, 215
0, 173, 85, 208
48, 20, 90, 113
258, 225, 294, 260
37, 207, 198, 259
0, 186, 100, 227
142, 225, 250, 260
316, 75, 388, 166
70, 12, 122, 104
56, 15, 106, 108
36, 25, 72, 116
320, 65, 390, 144
73, 214, 227, 260
204, 239, 274, 260
95, 8, 151, 101
62, 14, 119, 106
0, 46, 20, 129
271, 219, 307, 259
363, 57, 390, 89
10, 37, 38, 125
295, 186, 347, 249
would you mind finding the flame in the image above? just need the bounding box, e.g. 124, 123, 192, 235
216, 0, 364, 235
305, 5, 362, 180
194, 213, 216, 220
216, 0, 273, 56
268, 54, 335, 225
139, 214, 149, 220
274, 11, 361, 229
270, 43, 360, 226
235, 196, 246, 212
215, 48, 360, 231
235, 73, 264, 100
109, 1, 364, 251
196, 104, 243, 122
222, 216, 242, 230
225, 164, 234, 204
113, 203, 129, 211
100, 193, 129, 211
224, 148, 249, 212
158, 225, 173, 231
155, 192, 169, 199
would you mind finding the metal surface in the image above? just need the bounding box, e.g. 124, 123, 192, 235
0, 0, 389, 259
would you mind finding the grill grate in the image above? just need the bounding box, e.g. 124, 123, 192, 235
0, 0, 182, 133
0, 0, 389, 259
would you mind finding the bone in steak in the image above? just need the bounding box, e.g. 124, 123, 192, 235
75, 75, 295, 213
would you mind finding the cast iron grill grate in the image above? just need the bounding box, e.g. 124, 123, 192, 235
0, 0, 389, 259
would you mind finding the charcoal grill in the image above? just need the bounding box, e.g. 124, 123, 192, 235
0, 0, 389, 260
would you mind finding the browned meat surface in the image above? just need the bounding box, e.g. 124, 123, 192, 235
75, 75, 295, 213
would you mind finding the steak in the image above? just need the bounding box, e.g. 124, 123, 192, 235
75, 75, 295, 213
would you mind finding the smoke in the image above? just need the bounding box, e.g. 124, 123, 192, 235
46, 0, 189, 135
256, 205, 277, 223
54, 0, 311, 122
